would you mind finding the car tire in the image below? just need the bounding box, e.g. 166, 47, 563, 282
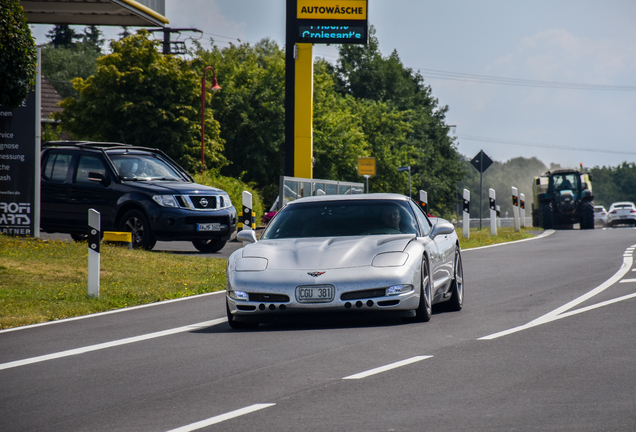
70, 233, 88, 242
119, 209, 156, 250
192, 239, 227, 253
413, 257, 432, 322
446, 246, 464, 312
226, 299, 259, 329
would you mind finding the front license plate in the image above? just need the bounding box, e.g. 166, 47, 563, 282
296, 285, 335, 303
197, 223, 221, 231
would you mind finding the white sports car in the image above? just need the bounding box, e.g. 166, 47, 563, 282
225, 193, 464, 328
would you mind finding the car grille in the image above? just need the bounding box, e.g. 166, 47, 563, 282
341, 288, 386, 300
176, 195, 225, 211
248, 293, 290, 302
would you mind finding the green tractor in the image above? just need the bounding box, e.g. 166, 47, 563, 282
531, 168, 595, 230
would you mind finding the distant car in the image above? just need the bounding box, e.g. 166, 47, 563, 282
40, 141, 237, 251
594, 205, 608, 226
225, 193, 464, 328
607, 202, 636, 227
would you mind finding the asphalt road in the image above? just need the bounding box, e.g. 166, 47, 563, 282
3, 227, 636, 431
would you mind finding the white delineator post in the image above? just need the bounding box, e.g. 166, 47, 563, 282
242, 191, 253, 230
496, 205, 501, 228
462, 189, 470, 239
512, 187, 520, 232
420, 190, 428, 215
88, 209, 100, 298
489, 188, 497, 235
520, 193, 526, 228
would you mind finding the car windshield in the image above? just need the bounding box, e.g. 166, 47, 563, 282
261, 200, 420, 239
109, 154, 185, 181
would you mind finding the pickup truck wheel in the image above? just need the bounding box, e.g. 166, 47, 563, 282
120, 210, 156, 250
192, 239, 227, 253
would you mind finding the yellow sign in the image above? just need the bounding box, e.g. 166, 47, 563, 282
297, 0, 367, 20
358, 157, 376, 176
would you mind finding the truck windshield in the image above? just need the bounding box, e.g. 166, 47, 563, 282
553, 174, 579, 190
110, 154, 185, 181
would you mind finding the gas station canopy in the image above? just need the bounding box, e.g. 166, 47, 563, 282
21, 0, 169, 27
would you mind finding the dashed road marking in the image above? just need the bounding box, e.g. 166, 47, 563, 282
343, 355, 433, 380
165, 404, 276, 432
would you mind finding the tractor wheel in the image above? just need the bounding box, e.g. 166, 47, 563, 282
541, 202, 554, 230
580, 201, 595, 230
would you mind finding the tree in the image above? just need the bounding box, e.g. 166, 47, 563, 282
331, 26, 464, 216
46, 24, 79, 48
198, 39, 286, 202
56, 31, 225, 173
0, 0, 37, 108
41, 42, 102, 98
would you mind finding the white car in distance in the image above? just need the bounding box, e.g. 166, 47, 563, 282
607, 202, 636, 227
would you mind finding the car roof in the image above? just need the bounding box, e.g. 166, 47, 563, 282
42, 141, 161, 154
287, 193, 410, 205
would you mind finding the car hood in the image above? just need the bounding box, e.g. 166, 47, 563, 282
124, 181, 224, 195
241, 234, 415, 270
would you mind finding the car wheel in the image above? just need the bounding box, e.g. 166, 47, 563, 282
119, 210, 156, 250
413, 257, 432, 322
226, 299, 259, 329
192, 239, 227, 253
70, 233, 88, 242
446, 246, 464, 312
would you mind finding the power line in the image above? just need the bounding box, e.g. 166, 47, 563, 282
457, 134, 636, 155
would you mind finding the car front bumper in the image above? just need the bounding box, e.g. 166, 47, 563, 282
226, 265, 421, 322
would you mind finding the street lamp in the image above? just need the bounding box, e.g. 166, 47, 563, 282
201, 66, 221, 169
398, 166, 411, 199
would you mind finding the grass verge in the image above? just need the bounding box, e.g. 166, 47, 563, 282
0, 226, 541, 330
0, 235, 226, 330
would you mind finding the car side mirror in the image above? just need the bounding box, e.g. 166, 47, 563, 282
88, 171, 110, 186
430, 221, 454, 239
237, 229, 257, 244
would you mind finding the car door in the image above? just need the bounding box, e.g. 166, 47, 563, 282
40, 150, 74, 231
409, 201, 454, 299
67, 154, 120, 229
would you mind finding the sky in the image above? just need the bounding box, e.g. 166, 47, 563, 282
29, 0, 636, 170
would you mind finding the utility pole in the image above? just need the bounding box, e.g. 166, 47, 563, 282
147, 28, 202, 55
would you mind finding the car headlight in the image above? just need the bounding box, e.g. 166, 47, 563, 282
372, 252, 408, 267
229, 290, 249, 301
387, 284, 414, 296
152, 195, 179, 207
219, 193, 232, 209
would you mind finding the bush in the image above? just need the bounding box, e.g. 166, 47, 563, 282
193, 172, 265, 225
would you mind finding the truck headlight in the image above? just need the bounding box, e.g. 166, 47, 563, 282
153, 195, 179, 207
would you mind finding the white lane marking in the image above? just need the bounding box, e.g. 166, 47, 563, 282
343, 355, 432, 380
619, 278, 636, 283
0, 291, 227, 335
0, 318, 227, 371
480, 250, 634, 341
165, 404, 276, 432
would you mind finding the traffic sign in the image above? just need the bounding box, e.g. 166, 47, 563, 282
470, 150, 493, 173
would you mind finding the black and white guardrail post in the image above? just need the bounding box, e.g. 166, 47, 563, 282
462, 189, 470, 239
242, 191, 254, 231
88, 209, 100, 298
520, 193, 526, 228
511, 187, 520, 232
489, 188, 497, 235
